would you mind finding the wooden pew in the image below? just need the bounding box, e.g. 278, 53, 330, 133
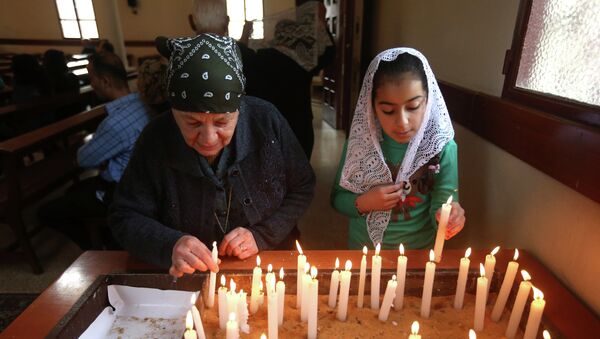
0, 105, 106, 273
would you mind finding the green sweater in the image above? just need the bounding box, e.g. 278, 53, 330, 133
331, 133, 458, 250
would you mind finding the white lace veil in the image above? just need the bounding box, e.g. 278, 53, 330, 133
248, 1, 332, 71
339, 48, 454, 246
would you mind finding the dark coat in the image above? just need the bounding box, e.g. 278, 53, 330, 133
109, 96, 315, 268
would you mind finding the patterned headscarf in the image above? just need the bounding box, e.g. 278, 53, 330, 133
156, 33, 245, 113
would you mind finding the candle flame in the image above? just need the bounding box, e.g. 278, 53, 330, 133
469, 329, 477, 339
542, 330, 551, 339
212, 240, 217, 248
345, 260, 352, 271
465, 247, 472, 258
446, 195, 453, 205
296, 240, 303, 255
479, 263, 485, 277
392, 274, 397, 282
491, 246, 500, 256
533, 286, 544, 300
335, 257, 340, 270
311, 266, 318, 279
399, 243, 405, 256
230, 279, 236, 293
257, 255, 261, 266
190, 294, 197, 305
375, 243, 381, 256
260, 335, 267, 339
513, 249, 519, 261
279, 267, 284, 280
268, 264, 273, 273
411, 321, 419, 334
429, 249, 434, 262
220, 274, 226, 287
228, 312, 236, 322
304, 262, 310, 273
362, 246, 367, 255
521, 270, 531, 281
186, 310, 193, 330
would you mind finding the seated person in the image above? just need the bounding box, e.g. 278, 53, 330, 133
109, 33, 315, 277
11, 54, 48, 104
42, 49, 82, 119
38, 52, 150, 250
136, 58, 170, 117
331, 48, 465, 250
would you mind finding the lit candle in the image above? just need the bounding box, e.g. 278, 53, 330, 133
296, 240, 307, 308
301, 262, 311, 322
484, 246, 500, 294
218, 275, 228, 330
371, 243, 382, 310
408, 321, 421, 339
260, 334, 267, 339
395, 243, 407, 310
237, 289, 249, 334
542, 330, 551, 339
207, 241, 218, 308
266, 264, 275, 296
469, 329, 476, 338
378, 274, 397, 321
250, 255, 262, 314
505, 270, 533, 339
267, 270, 278, 339
491, 249, 520, 321
226, 279, 239, 322
433, 195, 453, 262
337, 260, 352, 321
307, 266, 319, 339
190, 295, 206, 339
357, 246, 367, 308
454, 247, 471, 310
523, 286, 546, 339
276, 268, 285, 325
474, 263, 488, 331
420, 249, 436, 318
183, 310, 198, 339
226, 312, 239, 339
328, 258, 340, 308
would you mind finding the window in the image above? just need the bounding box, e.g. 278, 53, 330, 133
226, 0, 264, 40
55, 0, 99, 39
502, 0, 600, 127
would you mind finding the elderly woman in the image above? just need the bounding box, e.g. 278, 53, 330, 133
109, 33, 315, 277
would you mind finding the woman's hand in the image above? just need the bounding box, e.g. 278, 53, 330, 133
169, 235, 219, 278
239, 20, 254, 45
219, 227, 259, 260
355, 183, 403, 213
436, 202, 466, 240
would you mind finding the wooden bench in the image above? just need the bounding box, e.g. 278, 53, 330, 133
0, 105, 106, 273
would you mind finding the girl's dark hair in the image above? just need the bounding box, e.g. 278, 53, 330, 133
372, 52, 428, 101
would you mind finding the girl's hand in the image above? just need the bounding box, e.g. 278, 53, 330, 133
169, 235, 219, 278
356, 183, 403, 213
435, 202, 466, 240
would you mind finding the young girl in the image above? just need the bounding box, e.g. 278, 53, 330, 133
331, 48, 465, 249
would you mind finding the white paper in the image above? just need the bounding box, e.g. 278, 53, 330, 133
79, 285, 199, 339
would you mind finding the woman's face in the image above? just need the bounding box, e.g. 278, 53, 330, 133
172, 109, 239, 160
373, 73, 427, 144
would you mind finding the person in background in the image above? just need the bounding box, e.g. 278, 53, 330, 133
136, 58, 170, 117
42, 49, 82, 119
38, 52, 150, 250
10, 54, 48, 104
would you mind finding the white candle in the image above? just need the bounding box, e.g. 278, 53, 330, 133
190, 295, 206, 339
296, 240, 307, 308
395, 244, 407, 310
237, 289, 249, 334
184, 310, 198, 339
491, 249, 520, 321
505, 270, 533, 339
218, 275, 228, 330
267, 272, 278, 339
226, 312, 239, 339
420, 250, 436, 318
433, 195, 453, 262
454, 247, 472, 310
266, 264, 275, 296
337, 260, 352, 321
357, 246, 367, 308
543, 330, 551, 339
469, 329, 477, 338
301, 262, 311, 322
207, 241, 218, 308
523, 287, 546, 339
408, 321, 421, 339
371, 243, 382, 310
260, 334, 267, 339
250, 255, 262, 314
474, 263, 488, 331
276, 268, 285, 325
484, 246, 500, 294
328, 258, 340, 308
226, 279, 240, 322
378, 274, 397, 321
307, 266, 319, 339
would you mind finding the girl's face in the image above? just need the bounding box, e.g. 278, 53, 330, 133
373, 74, 427, 144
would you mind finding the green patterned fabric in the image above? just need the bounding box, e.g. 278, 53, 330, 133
155, 33, 245, 113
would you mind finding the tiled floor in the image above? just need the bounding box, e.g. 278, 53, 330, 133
0, 99, 349, 294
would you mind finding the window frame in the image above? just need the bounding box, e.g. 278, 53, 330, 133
227, 0, 265, 40
54, 0, 99, 40
502, 0, 600, 127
